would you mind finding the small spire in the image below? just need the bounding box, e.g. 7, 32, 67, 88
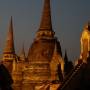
53, 39, 62, 56
19, 43, 26, 61
64, 50, 68, 62
39, 0, 52, 31
53, 38, 62, 56
4, 16, 15, 53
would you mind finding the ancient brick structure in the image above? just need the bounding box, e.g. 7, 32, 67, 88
2, 0, 64, 90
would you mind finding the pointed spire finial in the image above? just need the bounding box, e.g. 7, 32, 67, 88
64, 50, 68, 62
9, 16, 13, 31
39, 0, 52, 31
4, 16, 15, 53
19, 43, 26, 61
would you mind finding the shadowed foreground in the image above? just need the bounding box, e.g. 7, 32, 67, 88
0, 64, 13, 90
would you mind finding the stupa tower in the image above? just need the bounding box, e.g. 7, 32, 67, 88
3, 16, 16, 72
27, 0, 56, 86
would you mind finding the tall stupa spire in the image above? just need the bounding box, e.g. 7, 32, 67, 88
4, 16, 15, 53
3, 16, 16, 72
39, 0, 52, 30
36, 0, 54, 38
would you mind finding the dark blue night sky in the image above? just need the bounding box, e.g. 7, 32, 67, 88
0, 0, 90, 61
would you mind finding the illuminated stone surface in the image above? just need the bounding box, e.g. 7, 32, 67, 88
2, 0, 64, 90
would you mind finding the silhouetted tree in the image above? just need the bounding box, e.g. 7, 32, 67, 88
67, 61, 74, 72
64, 50, 74, 76
64, 50, 68, 76
0, 64, 13, 90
